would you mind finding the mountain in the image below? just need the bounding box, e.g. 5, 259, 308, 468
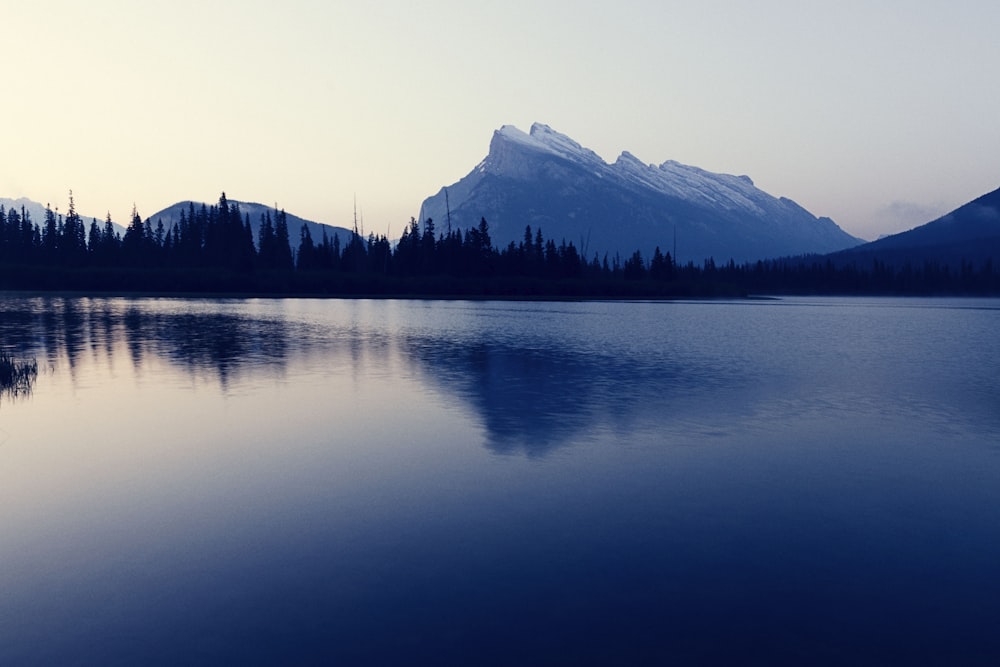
147, 200, 355, 246
1, 196, 354, 249
418, 123, 862, 263
829, 186, 1000, 267
0, 197, 128, 237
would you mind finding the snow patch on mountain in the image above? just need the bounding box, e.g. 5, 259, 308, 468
486, 125, 786, 218
528, 123, 608, 168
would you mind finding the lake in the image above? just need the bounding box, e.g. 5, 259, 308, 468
1, 295, 999, 665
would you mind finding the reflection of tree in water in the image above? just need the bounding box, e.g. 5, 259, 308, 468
0, 297, 292, 390
122, 308, 289, 388
1, 302, 46, 357
1, 297, 125, 370
402, 334, 736, 457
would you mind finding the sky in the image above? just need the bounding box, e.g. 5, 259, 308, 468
3, 0, 999, 241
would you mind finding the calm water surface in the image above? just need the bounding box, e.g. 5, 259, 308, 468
1, 295, 999, 665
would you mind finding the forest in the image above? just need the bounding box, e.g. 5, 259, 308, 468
1, 193, 997, 297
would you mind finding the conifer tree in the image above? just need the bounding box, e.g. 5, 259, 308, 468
274, 209, 293, 270
258, 211, 277, 268
122, 205, 146, 265
88, 220, 101, 256
60, 191, 87, 265
42, 204, 59, 260
296, 223, 315, 270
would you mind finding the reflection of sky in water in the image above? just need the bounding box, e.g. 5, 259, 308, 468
1, 296, 999, 664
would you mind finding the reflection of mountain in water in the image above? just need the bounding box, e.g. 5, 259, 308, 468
1, 297, 755, 455
401, 332, 743, 457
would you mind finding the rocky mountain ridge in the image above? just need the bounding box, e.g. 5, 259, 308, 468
419, 123, 862, 263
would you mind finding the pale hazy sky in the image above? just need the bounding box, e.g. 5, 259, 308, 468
4, 1, 998, 240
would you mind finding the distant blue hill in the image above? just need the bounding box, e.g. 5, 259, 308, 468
829, 186, 1000, 267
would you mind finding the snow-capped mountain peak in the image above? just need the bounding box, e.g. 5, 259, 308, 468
492, 124, 769, 215
495, 124, 537, 149
421, 123, 862, 262
488, 123, 609, 171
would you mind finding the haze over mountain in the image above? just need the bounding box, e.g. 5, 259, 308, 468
830, 186, 1000, 268
148, 200, 355, 246
419, 124, 862, 264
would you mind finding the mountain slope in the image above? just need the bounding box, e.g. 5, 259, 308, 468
830, 186, 1000, 267
148, 200, 354, 246
419, 123, 861, 263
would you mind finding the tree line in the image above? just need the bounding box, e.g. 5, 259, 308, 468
1, 192, 996, 296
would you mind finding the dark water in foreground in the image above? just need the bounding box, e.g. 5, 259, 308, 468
1, 295, 999, 665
